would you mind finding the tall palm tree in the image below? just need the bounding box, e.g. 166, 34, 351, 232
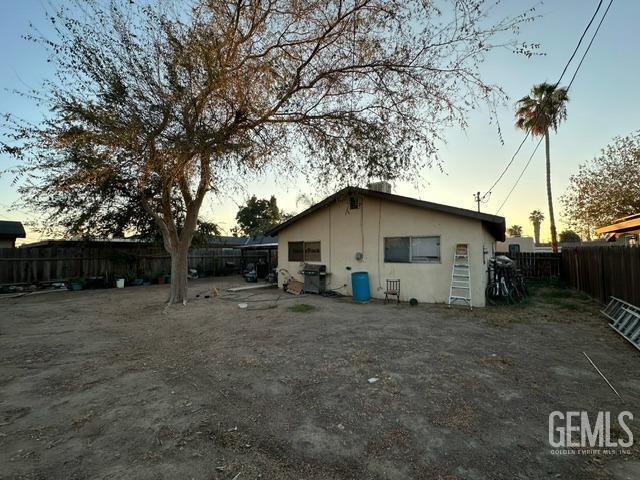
528, 209, 545, 245
515, 83, 569, 253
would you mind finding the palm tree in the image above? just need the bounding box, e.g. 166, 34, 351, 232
528, 209, 545, 245
515, 83, 569, 253
507, 225, 523, 237
295, 193, 315, 211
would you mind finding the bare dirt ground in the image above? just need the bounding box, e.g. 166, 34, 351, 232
1, 277, 639, 480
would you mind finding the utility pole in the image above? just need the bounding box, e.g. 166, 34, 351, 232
473, 191, 481, 212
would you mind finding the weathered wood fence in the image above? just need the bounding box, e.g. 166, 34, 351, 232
497, 251, 562, 278
515, 251, 561, 278
0, 245, 272, 285
497, 247, 640, 304
561, 246, 640, 305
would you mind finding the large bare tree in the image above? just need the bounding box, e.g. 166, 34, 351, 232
2, 0, 537, 304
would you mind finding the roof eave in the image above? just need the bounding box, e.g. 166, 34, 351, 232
265, 186, 506, 241
596, 217, 640, 235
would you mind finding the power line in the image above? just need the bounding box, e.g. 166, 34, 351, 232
568, 0, 614, 89
480, 0, 605, 202
491, 0, 614, 213
555, 0, 603, 87
495, 137, 543, 214
482, 134, 530, 201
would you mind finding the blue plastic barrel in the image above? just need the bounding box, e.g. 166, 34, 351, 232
351, 271, 371, 302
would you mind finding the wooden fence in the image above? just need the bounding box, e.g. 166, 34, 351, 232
561, 246, 640, 305
0, 245, 273, 285
497, 251, 562, 278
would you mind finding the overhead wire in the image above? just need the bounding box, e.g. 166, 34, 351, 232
491, 0, 614, 212
480, 0, 606, 203
495, 137, 544, 214
568, 0, 614, 89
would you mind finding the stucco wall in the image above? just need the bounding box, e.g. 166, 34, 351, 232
276, 195, 496, 307
496, 237, 535, 253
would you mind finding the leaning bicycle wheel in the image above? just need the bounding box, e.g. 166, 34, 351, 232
485, 284, 498, 306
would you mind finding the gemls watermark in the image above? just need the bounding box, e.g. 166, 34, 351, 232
549, 411, 634, 455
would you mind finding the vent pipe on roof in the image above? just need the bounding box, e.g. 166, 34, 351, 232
366, 181, 392, 194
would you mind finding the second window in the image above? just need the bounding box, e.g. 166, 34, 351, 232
384, 236, 440, 263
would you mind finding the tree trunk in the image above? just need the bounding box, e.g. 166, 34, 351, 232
168, 242, 189, 305
545, 130, 558, 253
533, 223, 540, 245
142, 166, 208, 306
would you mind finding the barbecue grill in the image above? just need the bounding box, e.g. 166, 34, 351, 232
301, 264, 327, 294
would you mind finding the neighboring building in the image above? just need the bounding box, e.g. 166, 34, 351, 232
596, 213, 640, 246
238, 235, 278, 277
0, 221, 26, 248
207, 235, 249, 248
496, 236, 536, 254
266, 185, 505, 307
534, 244, 562, 253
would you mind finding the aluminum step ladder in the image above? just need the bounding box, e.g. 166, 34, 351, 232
448, 243, 472, 310
601, 297, 640, 352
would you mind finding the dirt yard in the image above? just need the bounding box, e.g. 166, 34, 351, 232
1, 277, 639, 479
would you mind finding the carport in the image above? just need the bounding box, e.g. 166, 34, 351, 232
239, 235, 278, 278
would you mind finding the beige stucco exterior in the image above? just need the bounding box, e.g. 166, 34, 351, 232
496, 236, 535, 253
276, 195, 498, 307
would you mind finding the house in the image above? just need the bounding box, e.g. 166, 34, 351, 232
266, 184, 505, 307
0, 221, 26, 248
496, 236, 536, 254
595, 213, 640, 246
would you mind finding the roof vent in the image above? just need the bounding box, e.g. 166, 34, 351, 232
367, 181, 392, 194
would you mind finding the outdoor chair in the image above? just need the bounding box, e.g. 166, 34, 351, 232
384, 279, 400, 304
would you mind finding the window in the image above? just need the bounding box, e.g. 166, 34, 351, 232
411, 236, 440, 262
384, 236, 440, 263
349, 195, 361, 210
384, 237, 410, 263
288, 241, 304, 261
508, 244, 520, 255
288, 241, 321, 262
304, 241, 321, 261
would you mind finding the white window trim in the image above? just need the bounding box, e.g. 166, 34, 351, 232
384, 235, 441, 264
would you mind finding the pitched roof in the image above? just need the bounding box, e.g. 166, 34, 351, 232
266, 187, 506, 241
207, 235, 249, 247
0, 220, 26, 239
239, 234, 278, 249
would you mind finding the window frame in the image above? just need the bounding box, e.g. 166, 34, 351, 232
288, 240, 321, 262
288, 241, 304, 262
383, 235, 441, 264
304, 241, 321, 262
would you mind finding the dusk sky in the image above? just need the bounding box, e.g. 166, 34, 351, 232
1, 0, 638, 243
